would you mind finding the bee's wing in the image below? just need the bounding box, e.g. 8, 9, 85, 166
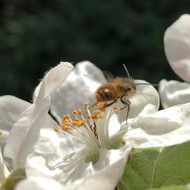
103, 71, 114, 82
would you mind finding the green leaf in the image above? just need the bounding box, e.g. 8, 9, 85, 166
0, 168, 26, 190
122, 141, 190, 190
150, 185, 190, 190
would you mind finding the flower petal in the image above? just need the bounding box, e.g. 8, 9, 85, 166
131, 80, 159, 115
26, 128, 132, 189
0, 147, 9, 184
4, 62, 73, 168
125, 102, 190, 148
0, 95, 30, 132
15, 177, 69, 190
159, 79, 190, 108
164, 14, 190, 82
33, 62, 73, 100
25, 128, 85, 180
50, 61, 106, 124
77, 146, 131, 190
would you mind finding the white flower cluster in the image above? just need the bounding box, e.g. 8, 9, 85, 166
0, 14, 190, 190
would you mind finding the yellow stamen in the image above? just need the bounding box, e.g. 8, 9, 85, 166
81, 119, 87, 125
54, 126, 60, 132
100, 108, 106, 112
98, 113, 104, 118
91, 114, 98, 120
72, 121, 77, 126
72, 110, 78, 115
114, 107, 120, 112
59, 102, 106, 133
63, 114, 71, 120
74, 117, 81, 122
93, 110, 100, 115
84, 103, 89, 109
86, 115, 91, 120
62, 119, 71, 126
78, 109, 82, 116
62, 125, 70, 131
78, 120, 86, 127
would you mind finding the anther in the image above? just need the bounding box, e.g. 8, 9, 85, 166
72, 121, 78, 126
91, 115, 98, 120
98, 113, 104, 118
62, 126, 70, 131
62, 119, 71, 125
78, 120, 86, 127
93, 110, 100, 115
86, 115, 91, 120
72, 110, 78, 115
54, 126, 60, 132
114, 107, 120, 112
78, 109, 82, 116
84, 103, 89, 109
74, 117, 81, 122
81, 119, 87, 125
63, 114, 71, 120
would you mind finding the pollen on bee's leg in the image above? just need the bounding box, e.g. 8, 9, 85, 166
0, 130, 3, 136
54, 126, 60, 132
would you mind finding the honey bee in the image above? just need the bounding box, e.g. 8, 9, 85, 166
89, 64, 137, 121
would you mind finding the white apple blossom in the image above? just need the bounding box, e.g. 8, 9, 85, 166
23, 62, 190, 190
0, 96, 31, 185
25, 101, 190, 190
159, 14, 190, 108
15, 177, 70, 190
2, 60, 190, 190
0, 62, 73, 179
0, 60, 116, 188
0, 146, 9, 186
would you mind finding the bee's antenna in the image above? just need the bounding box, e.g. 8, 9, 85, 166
123, 64, 131, 79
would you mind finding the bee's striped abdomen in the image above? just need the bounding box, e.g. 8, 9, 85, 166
95, 86, 116, 102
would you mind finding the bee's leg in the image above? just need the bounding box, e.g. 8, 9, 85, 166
88, 102, 98, 109
98, 98, 117, 109
119, 105, 127, 110
89, 100, 116, 109
98, 102, 114, 109
120, 96, 131, 122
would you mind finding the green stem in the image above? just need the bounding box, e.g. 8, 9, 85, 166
117, 180, 128, 190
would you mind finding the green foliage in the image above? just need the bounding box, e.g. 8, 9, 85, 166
122, 141, 190, 190
0, 0, 190, 100
150, 185, 190, 190
0, 168, 26, 190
